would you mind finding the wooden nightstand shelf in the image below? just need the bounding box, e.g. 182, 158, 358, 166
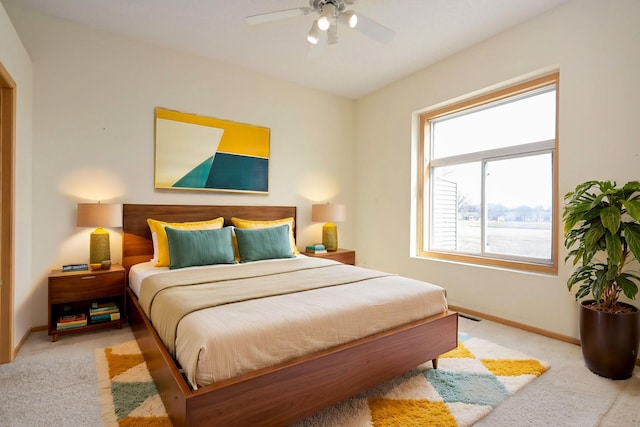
48, 264, 126, 342
304, 248, 355, 265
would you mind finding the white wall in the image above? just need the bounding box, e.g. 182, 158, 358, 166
5, 5, 356, 329
0, 2, 33, 348
355, 0, 640, 339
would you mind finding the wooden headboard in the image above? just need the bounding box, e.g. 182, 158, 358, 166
122, 204, 297, 274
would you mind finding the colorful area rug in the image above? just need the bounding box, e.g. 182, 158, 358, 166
96, 333, 549, 426
95, 340, 171, 427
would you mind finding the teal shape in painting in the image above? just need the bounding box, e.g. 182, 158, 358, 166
173, 156, 214, 188
206, 153, 268, 192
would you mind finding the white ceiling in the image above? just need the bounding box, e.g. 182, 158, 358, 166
4, 0, 568, 99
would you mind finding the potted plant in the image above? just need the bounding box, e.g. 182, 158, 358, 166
563, 180, 640, 379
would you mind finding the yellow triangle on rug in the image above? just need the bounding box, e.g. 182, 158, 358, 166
95, 333, 549, 426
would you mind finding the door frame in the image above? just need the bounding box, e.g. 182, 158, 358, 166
0, 61, 16, 363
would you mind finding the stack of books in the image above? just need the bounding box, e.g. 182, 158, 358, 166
61, 263, 88, 272
306, 244, 327, 254
56, 312, 87, 330
89, 301, 121, 324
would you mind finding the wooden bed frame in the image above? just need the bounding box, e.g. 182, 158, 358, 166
122, 204, 459, 426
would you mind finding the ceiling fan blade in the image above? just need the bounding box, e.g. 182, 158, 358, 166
246, 7, 312, 25
354, 13, 395, 44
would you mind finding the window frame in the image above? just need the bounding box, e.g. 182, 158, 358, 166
417, 73, 559, 274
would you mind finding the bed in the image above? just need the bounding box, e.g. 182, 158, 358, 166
123, 204, 458, 426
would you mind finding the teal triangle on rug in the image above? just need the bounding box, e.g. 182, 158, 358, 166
111, 381, 161, 419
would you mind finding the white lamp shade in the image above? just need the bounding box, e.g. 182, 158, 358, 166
77, 203, 122, 228
312, 203, 346, 223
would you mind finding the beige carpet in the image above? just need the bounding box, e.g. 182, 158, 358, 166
96, 333, 549, 426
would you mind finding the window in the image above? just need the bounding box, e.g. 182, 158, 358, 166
418, 73, 558, 273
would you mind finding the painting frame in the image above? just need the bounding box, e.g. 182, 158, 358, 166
154, 107, 270, 194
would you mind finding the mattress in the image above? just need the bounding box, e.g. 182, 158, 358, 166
130, 256, 448, 389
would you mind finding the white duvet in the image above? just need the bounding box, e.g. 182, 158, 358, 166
130, 256, 448, 389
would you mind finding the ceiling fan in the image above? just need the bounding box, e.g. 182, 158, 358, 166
246, 0, 395, 45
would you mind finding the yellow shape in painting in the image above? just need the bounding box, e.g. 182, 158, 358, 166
369, 398, 457, 427
481, 359, 548, 377
441, 342, 475, 358
156, 108, 269, 158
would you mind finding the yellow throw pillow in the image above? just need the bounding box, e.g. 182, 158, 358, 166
147, 217, 225, 267
230, 217, 299, 255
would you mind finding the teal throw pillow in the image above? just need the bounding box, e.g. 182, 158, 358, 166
165, 226, 236, 269
234, 224, 295, 263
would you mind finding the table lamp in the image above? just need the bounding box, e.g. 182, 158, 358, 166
311, 203, 346, 251
77, 202, 122, 264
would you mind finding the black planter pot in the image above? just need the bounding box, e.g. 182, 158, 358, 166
579, 300, 640, 380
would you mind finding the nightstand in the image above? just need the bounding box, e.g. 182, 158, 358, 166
305, 248, 355, 265
48, 264, 126, 342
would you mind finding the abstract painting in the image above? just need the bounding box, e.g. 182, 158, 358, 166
154, 108, 269, 193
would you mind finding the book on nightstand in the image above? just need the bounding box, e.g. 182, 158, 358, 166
59, 312, 86, 322
89, 301, 120, 323
61, 264, 88, 272
90, 301, 118, 312
90, 311, 121, 323
90, 308, 119, 316
57, 321, 87, 330
57, 312, 87, 330
306, 244, 327, 254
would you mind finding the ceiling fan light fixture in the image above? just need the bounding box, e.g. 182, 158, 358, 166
307, 20, 321, 44
328, 21, 338, 44
339, 10, 358, 28
246, 0, 396, 46
317, 3, 335, 31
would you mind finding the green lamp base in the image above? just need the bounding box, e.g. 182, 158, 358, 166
90, 227, 111, 264
322, 222, 338, 251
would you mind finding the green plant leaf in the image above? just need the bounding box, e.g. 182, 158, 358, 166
605, 231, 622, 266
582, 246, 598, 266
592, 268, 607, 301
584, 222, 605, 252
576, 283, 591, 300
616, 274, 638, 300
623, 222, 640, 263
568, 266, 588, 288
622, 180, 640, 194
563, 201, 594, 234
590, 193, 607, 210
599, 180, 616, 194
606, 263, 619, 281
563, 214, 579, 236
575, 181, 599, 196
600, 206, 621, 234
584, 208, 603, 223
565, 247, 584, 265
621, 199, 640, 222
